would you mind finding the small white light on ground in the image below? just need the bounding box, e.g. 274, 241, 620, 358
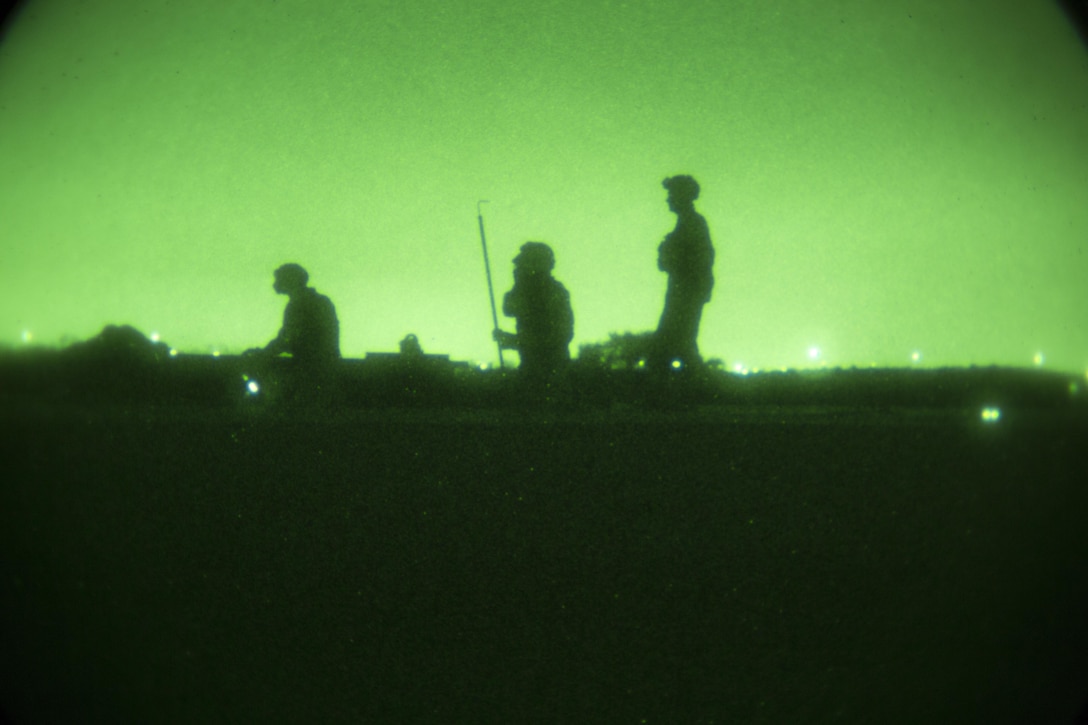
150, 332, 160, 343
980, 407, 1001, 423
911, 351, 921, 363
21, 330, 32, 343
169, 348, 178, 357
808, 347, 820, 361
1033, 353, 1044, 367
247, 381, 260, 394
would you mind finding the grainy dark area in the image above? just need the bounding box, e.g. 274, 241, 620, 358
2, 360, 1087, 723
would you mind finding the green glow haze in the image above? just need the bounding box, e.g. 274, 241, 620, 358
2, 0, 1087, 372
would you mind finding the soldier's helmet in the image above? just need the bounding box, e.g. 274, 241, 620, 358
662, 175, 700, 203
274, 263, 309, 289
514, 242, 555, 274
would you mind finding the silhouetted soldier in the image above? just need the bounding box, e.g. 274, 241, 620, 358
652, 175, 715, 372
493, 242, 574, 381
245, 263, 340, 403
258, 263, 340, 364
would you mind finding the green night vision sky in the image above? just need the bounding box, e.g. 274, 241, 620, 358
2, 0, 1087, 372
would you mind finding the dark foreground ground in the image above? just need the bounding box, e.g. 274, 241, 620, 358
2, 365, 1088, 723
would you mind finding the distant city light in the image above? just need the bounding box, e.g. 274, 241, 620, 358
20, 330, 32, 343
150, 331, 160, 343
1033, 352, 1044, 367
169, 348, 178, 357
477, 362, 489, 371
808, 346, 820, 361
670, 359, 683, 370
911, 351, 921, 363
732, 362, 749, 375
212, 350, 221, 357
980, 407, 1002, 423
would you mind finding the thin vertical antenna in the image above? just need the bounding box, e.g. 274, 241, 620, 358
477, 200, 505, 369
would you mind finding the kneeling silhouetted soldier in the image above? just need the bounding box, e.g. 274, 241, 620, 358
245, 263, 340, 405
493, 242, 574, 382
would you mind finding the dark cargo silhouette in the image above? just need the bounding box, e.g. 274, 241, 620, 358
399, 333, 424, 359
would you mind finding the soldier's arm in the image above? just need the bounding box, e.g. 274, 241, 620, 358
264, 301, 298, 355
560, 289, 574, 345
264, 328, 288, 355
548, 285, 574, 346
502, 288, 520, 318
493, 328, 519, 349
674, 217, 713, 277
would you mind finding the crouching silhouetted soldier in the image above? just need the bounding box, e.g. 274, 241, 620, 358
653, 175, 715, 373
493, 242, 574, 384
245, 263, 340, 405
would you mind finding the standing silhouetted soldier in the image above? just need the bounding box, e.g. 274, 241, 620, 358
246, 263, 340, 403
653, 175, 715, 372
493, 242, 574, 381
